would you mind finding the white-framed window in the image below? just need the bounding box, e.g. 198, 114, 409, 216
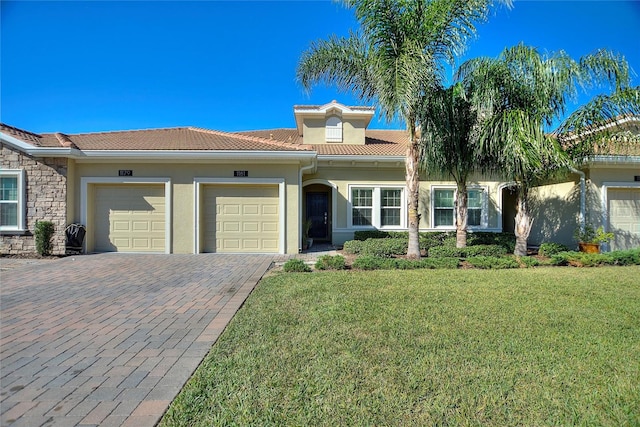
351, 188, 373, 226
350, 186, 405, 228
431, 186, 488, 229
326, 116, 343, 142
0, 169, 26, 232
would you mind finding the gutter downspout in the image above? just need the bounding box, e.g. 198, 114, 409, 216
299, 160, 317, 253
570, 167, 586, 233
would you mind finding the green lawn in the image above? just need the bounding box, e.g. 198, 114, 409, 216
160, 267, 640, 427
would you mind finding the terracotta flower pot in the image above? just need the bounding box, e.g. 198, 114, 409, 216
578, 242, 600, 254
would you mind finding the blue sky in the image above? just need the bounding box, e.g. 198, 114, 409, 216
1, 1, 639, 134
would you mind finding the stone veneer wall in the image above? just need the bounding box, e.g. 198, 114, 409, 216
1, 143, 68, 255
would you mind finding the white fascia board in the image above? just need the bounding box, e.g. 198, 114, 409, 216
73, 150, 317, 162
319, 155, 404, 163
589, 155, 640, 165
1, 132, 79, 157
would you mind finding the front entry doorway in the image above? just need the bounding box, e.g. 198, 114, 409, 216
306, 192, 329, 240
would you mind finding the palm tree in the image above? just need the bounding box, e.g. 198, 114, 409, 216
418, 82, 484, 248
458, 44, 638, 256
297, 0, 510, 258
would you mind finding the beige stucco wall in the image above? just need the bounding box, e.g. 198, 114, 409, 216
302, 117, 367, 145
306, 162, 506, 245
524, 164, 640, 249
71, 161, 302, 254
528, 179, 580, 247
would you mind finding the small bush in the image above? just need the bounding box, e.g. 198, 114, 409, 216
550, 251, 614, 267
352, 255, 459, 270
429, 244, 507, 258
283, 259, 311, 272
609, 248, 640, 265
467, 256, 520, 269
517, 256, 540, 268
352, 256, 389, 270
467, 232, 516, 253
538, 242, 571, 257
342, 240, 364, 255
353, 230, 391, 241
362, 238, 407, 258
315, 255, 346, 270
35, 220, 55, 256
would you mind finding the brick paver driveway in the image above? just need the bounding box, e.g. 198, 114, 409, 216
0, 253, 274, 427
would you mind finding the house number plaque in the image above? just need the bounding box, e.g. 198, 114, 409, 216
234, 170, 249, 177
119, 170, 133, 176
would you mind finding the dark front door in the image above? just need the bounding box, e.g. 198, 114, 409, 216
306, 192, 329, 239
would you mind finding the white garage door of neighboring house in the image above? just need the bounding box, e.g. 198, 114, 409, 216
94, 184, 166, 252
202, 185, 279, 253
608, 188, 640, 251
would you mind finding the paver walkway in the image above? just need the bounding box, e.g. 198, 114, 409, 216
0, 253, 274, 427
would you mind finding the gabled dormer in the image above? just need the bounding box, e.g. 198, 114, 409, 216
294, 100, 375, 145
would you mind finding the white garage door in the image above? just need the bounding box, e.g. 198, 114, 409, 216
608, 188, 640, 251
202, 185, 279, 253
94, 184, 166, 252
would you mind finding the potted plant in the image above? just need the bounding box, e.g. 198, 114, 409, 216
574, 225, 614, 253
302, 219, 313, 250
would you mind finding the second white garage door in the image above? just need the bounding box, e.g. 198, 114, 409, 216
94, 184, 166, 252
202, 185, 280, 253
608, 187, 640, 251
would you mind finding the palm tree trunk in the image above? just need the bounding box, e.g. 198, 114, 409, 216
406, 126, 421, 259
514, 187, 533, 256
456, 183, 468, 248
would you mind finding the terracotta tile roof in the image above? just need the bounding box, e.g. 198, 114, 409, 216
0, 123, 44, 146
30, 127, 314, 151
237, 128, 409, 156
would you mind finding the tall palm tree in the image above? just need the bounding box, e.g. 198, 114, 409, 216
458, 43, 638, 256
418, 82, 484, 248
297, 0, 510, 258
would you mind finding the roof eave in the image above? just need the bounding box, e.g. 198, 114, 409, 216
318, 154, 404, 163
589, 155, 640, 165
73, 150, 318, 162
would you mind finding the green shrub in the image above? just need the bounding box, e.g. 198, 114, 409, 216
353, 230, 391, 240
538, 242, 571, 257
467, 256, 519, 269
550, 251, 614, 267
609, 248, 640, 265
35, 220, 55, 256
467, 232, 516, 253
352, 255, 459, 270
314, 255, 346, 270
429, 244, 507, 258
362, 238, 407, 258
517, 256, 540, 268
352, 256, 389, 270
342, 240, 364, 255
283, 259, 311, 272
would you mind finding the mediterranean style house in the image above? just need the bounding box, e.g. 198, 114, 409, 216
1, 101, 639, 255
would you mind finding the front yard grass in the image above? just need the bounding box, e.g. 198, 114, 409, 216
160, 267, 640, 426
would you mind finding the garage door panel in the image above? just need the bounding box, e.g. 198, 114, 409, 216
262, 205, 278, 215
608, 188, 640, 251
94, 185, 165, 253
202, 185, 279, 253
243, 222, 259, 232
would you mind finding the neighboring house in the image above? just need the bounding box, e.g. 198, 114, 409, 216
2, 101, 639, 255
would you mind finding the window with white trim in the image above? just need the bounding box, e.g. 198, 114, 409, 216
352, 188, 373, 226
325, 116, 343, 142
381, 188, 402, 226
0, 170, 25, 231
350, 186, 405, 228
431, 186, 488, 228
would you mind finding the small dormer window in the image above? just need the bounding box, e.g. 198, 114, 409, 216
325, 116, 342, 142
